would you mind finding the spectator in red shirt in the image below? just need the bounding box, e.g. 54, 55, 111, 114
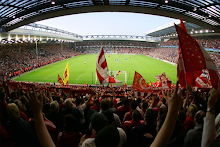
57, 114, 82, 147
123, 100, 138, 123
90, 99, 100, 112
184, 104, 198, 136
132, 109, 158, 146
123, 110, 145, 145
116, 98, 131, 122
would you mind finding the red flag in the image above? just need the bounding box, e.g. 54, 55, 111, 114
177, 19, 187, 87
132, 71, 152, 92
96, 47, 121, 84
175, 24, 220, 89
180, 18, 187, 32
178, 19, 193, 87
58, 74, 64, 86
153, 80, 162, 88
195, 77, 210, 88
109, 76, 122, 83
177, 19, 203, 87
195, 70, 211, 88
155, 72, 171, 89
96, 47, 109, 84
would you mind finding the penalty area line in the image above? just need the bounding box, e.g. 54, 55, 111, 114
44, 68, 64, 79
76, 75, 83, 81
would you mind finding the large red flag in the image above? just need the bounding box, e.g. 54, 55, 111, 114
132, 71, 152, 92
177, 19, 202, 87
180, 18, 187, 32
177, 19, 187, 87
175, 24, 220, 89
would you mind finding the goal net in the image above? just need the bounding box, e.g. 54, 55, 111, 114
95, 71, 127, 85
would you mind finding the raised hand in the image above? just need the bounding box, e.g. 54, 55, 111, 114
186, 83, 192, 94
26, 86, 55, 147
150, 81, 183, 147
168, 81, 183, 114
208, 82, 220, 109
27, 87, 43, 117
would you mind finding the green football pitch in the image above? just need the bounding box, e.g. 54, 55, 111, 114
13, 54, 177, 85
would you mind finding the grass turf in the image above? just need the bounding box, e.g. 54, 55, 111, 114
13, 54, 177, 85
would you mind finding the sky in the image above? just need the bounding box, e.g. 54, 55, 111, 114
37, 12, 177, 36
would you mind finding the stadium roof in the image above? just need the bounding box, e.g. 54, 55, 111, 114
146, 20, 202, 37
0, 0, 220, 33
0, 23, 159, 42
0, 23, 83, 42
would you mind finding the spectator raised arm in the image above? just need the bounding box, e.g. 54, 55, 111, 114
202, 83, 220, 147
27, 87, 55, 147
151, 81, 183, 147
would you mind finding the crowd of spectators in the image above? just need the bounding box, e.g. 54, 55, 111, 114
161, 36, 220, 49
146, 48, 220, 71
0, 80, 220, 147
77, 47, 148, 55
147, 48, 178, 63
76, 41, 157, 52
0, 43, 77, 78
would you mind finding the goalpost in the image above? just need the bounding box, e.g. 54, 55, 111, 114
95, 71, 127, 85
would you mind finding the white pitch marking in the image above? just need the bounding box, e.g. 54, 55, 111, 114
76, 75, 83, 80
44, 68, 64, 79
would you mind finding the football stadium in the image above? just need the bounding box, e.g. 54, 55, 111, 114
0, 1, 220, 147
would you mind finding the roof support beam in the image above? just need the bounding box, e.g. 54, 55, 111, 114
3, 5, 220, 33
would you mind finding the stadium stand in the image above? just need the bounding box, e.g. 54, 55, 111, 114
0, 43, 77, 78
147, 48, 178, 63
161, 36, 220, 49
1, 37, 220, 79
